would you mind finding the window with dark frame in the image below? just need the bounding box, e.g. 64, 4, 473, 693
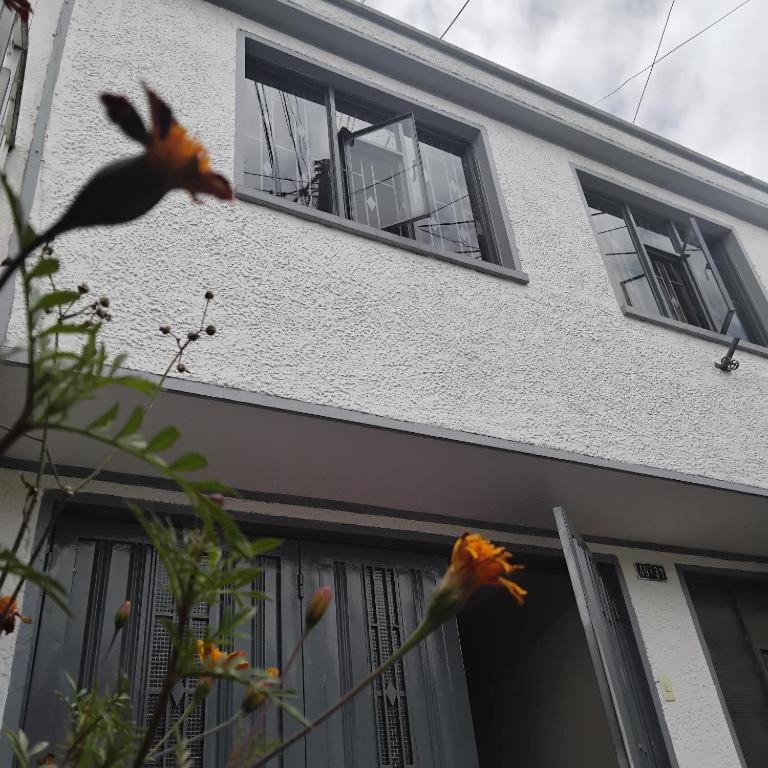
240, 47, 497, 264
584, 188, 767, 346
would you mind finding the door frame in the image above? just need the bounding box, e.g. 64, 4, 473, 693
2, 489, 676, 767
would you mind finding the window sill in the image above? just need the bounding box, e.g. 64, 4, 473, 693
621, 305, 768, 360
236, 185, 530, 284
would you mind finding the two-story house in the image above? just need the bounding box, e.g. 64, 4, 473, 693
1, 1, 767, 766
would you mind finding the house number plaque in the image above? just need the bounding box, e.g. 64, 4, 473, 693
635, 562, 667, 582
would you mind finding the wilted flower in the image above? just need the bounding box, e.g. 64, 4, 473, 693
3, 0, 31, 22
0, 595, 32, 635
196, 639, 249, 672
305, 586, 332, 631
114, 599, 131, 632
27, 85, 232, 249
425, 533, 526, 628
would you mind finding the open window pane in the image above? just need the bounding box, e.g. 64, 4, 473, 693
242, 60, 334, 214
585, 193, 658, 314
340, 113, 430, 230
681, 219, 735, 334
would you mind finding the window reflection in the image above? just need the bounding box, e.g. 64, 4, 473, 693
243, 62, 334, 214
585, 193, 657, 314
336, 100, 489, 261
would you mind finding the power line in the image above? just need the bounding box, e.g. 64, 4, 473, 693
596, 0, 754, 105
440, 0, 471, 39
632, 0, 676, 124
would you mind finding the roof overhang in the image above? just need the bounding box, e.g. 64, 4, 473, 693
2, 357, 767, 560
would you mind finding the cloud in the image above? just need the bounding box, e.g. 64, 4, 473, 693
363, 0, 768, 181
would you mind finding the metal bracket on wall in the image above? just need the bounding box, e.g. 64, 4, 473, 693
715, 336, 740, 373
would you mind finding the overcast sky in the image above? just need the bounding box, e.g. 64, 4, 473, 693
362, 0, 768, 181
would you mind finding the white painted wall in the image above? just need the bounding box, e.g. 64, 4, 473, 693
0, 471, 763, 768
3, 0, 768, 493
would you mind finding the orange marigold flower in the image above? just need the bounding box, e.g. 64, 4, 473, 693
196, 639, 249, 672
3, 0, 31, 22
265, 666, 280, 679
0, 595, 32, 635
424, 533, 526, 629
449, 533, 527, 605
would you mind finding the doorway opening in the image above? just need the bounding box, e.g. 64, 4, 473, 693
459, 554, 620, 768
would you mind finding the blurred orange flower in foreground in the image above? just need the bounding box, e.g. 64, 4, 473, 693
33, 85, 232, 245
3, 0, 31, 22
0, 595, 32, 635
196, 639, 249, 672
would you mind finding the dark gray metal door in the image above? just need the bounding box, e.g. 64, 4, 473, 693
20, 516, 304, 768
300, 541, 478, 768
555, 506, 673, 768
20, 517, 477, 768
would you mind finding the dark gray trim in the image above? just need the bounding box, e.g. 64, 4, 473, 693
235, 30, 527, 280
0, 0, 77, 347
210, 0, 768, 230
621, 306, 768, 360
236, 184, 529, 282
675, 565, 750, 768
609, 555, 681, 768
3, 453, 768, 566
3, 346, 768, 502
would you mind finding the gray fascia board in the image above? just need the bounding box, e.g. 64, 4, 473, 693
208, 0, 768, 229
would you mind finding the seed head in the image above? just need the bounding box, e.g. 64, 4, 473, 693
159, 325, 171, 335
205, 290, 214, 300
177, 362, 187, 373
187, 331, 200, 341
78, 282, 90, 295
205, 324, 216, 336
99, 296, 110, 308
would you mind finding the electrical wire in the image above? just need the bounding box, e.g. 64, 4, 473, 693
440, 0, 471, 39
632, 0, 675, 123
596, 0, 754, 105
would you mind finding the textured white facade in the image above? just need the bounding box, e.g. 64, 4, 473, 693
0, 1, 767, 767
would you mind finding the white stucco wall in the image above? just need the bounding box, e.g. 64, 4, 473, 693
0, 471, 763, 768
4, 0, 768, 493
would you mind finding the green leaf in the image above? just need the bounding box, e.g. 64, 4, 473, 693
110, 352, 128, 374
112, 375, 158, 396
27, 258, 59, 279
38, 322, 94, 337
32, 290, 80, 313
190, 479, 232, 494
116, 406, 144, 439
146, 426, 180, 454
0, 551, 70, 613
86, 403, 120, 432
248, 538, 283, 556
169, 453, 208, 472
0, 172, 36, 248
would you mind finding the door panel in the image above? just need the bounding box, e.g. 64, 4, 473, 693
555, 507, 673, 768
300, 541, 478, 768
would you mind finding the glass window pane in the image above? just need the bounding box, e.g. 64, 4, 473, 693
340, 114, 429, 230
585, 193, 659, 315
682, 223, 734, 334
335, 100, 491, 261
243, 60, 334, 214
632, 209, 678, 254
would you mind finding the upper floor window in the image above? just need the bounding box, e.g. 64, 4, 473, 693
584, 185, 767, 346
236, 36, 524, 278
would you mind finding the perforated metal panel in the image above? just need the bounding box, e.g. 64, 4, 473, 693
364, 566, 414, 768
144, 558, 210, 767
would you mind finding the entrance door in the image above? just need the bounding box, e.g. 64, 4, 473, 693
19, 512, 478, 768
555, 507, 673, 768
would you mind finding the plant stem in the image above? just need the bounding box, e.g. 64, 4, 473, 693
150, 709, 242, 762
247, 620, 433, 768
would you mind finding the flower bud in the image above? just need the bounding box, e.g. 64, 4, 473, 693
241, 684, 268, 713
78, 282, 90, 295
305, 587, 332, 631
205, 290, 214, 300
192, 675, 214, 704
114, 600, 131, 633
187, 331, 200, 341
177, 362, 187, 373
159, 325, 171, 334
205, 324, 216, 336
99, 296, 110, 307
208, 492, 225, 508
